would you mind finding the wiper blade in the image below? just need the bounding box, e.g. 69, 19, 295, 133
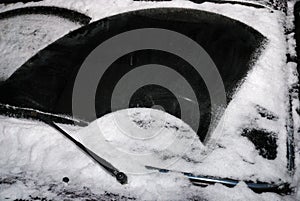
44, 120, 128, 185
0, 103, 88, 125
145, 166, 291, 194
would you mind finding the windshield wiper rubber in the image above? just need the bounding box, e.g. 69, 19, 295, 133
145, 166, 291, 194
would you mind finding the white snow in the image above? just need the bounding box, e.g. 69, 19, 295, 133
0, 14, 83, 81
0, 0, 289, 81
286, 1, 300, 199
0, 110, 292, 200
0, 0, 299, 200
71, 108, 205, 174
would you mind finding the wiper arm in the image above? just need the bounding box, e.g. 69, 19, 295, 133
44, 120, 128, 185
0, 103, 127, 184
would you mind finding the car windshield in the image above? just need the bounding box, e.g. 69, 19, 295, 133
0, 8, 266, 142
0, 2, 298, 200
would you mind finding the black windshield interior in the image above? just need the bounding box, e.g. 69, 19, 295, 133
0, 8, 266, 141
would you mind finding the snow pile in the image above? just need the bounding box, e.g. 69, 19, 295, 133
71, 107, 288, 183
71, 108, 205, 174
0, 112, 192, 200
0, 110, 293, 200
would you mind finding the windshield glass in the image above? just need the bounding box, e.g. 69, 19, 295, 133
0, 8, 266, 142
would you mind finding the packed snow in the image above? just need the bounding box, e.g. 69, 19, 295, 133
0, 0, 299, 200
0, 110, 292, 200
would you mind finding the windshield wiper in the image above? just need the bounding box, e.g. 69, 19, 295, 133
0, 103, 127, 184
145, 166, 292, 194
44, 120, 128, 185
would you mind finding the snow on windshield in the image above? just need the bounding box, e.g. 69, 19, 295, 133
0, 0, 299, 200
0, 109, 288, 200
